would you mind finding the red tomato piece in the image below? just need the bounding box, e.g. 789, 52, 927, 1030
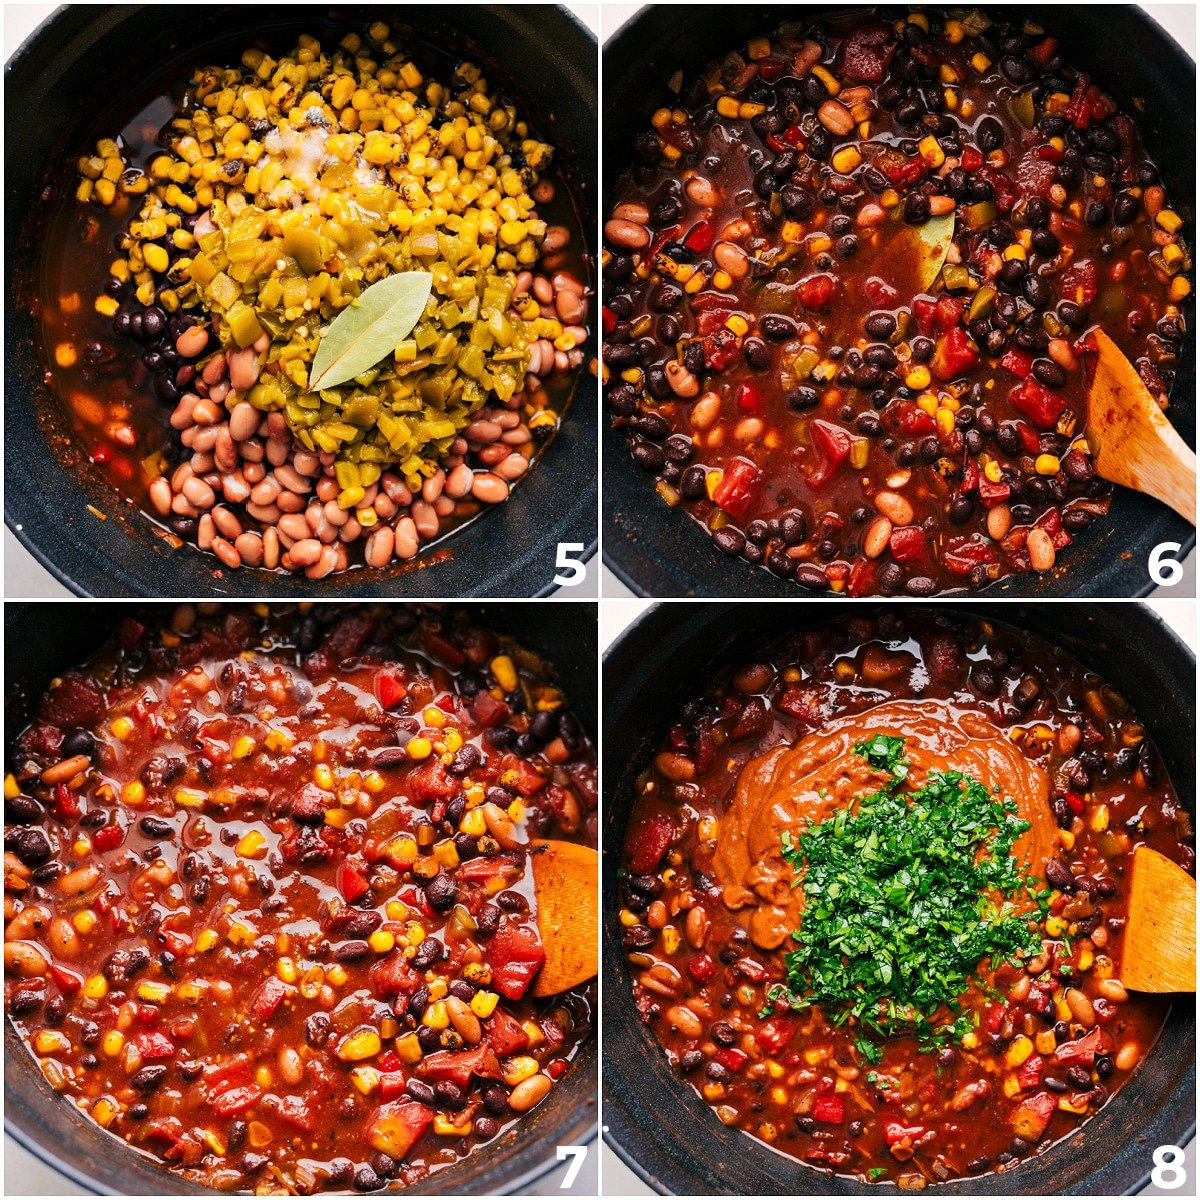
250, 976, 290, 1021
485, 1008, 531, 1057
808, 421, 852, 490
472, 689, 509, 726
688, 953, 717, 982
836, 20, 898, 81
92, 824, 124, 852
883, 1120, 925, 1144
1064, 790, 1086, 814
798, 273, 836, 310
601, 306, 617, 334
684, 220, 715, 254
716, 1047, 749, 1072
134, 1031, 178, 1060
337, 862, 370, 904
864, 277, 899, 308
1016, 1053, 1045, 1091
814, 1094, 846, 1125
486, 920, 546, 1000
736, 381, 762, 414
1011, 1091, 1056, 1141
417, 1045, 502, 1088
978, 476, 1011, 507
754, 1017, 798, 1055
1001, 348, 1034, 379
1053, 1026, 1112, 1068
1010, 379, 1065, 430
961, 146, 984, 172
211, 1085, 264, 1117
888, 526, 927, 563
932, 326, 980, 381
776, 685, 826, 725
895, 402, 936, 436
49, 964, 83, 993
713, 457, 761, 522
374, 670, 407, 709
1060, 259, 1098, 307
944, 537, 999, 576
379, 1072, 407, 1102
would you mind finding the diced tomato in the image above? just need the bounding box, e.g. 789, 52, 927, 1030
881, 156, 927, 187
782, 124, 805, 149
912, 297, 938, 335
366, 1101, 435, 1161
836, 20, 898, 81
713, 457, 761, 522
978, 166, 1015, 213
888, 526, 927, 563
1064, 790, 1086, 815
92, 823, 124, 852
601, 306, 617, 335
736, 381, 762, 414
472, 689, 509, 726
776, 685, 826, 725
934, 295, 964, 330
798, 273, 835, 310
847, 556, 877, 598
754, 1017, 798, 1055
813, 1094, 846, 1125
486, 920, 546, 1000
337, 862, 370, 904
688, 952, 717, 982
961, 146, 984, 172
211, 1085, 263, 1117
408, 757, 458, 802
716, 1047, 749, 1072
421, 630, 466, 670
758, 57, 787, 83
807, 420, 851, 490
49, 964, 82, 993
377, 1050, 402, 1073
961, 457, 980, 493
369, 953, 420, 998
1016, 1053, 1045, 1091
648, 224, 681, 262
1060, 259, 1098, 307
484, 1008, 531, 1057
374, 670, 407, 709
1010, 379, 1065, 430
1001, 348, 1034, 379
278, 1094, 317, 1132
39, 672, 105, 730
894, 401, 936, 436
864, 277, 899, 308
978, 476, 1011, 508
1053, 1026, 1111, 1067
379, 1072, 407, 1102
704, 325, 741, 371
53, 783, 80, 821
1011, 1091, 1056, 1141
1036, 507, 1072, 550
883, 1120, 926, 1146
134, 1031, 178, 1060
932, 326, 980, 381
694, 308, 733, 338
417, 1045, 502, 1088
983, 1003, 1007, 1034
250, 976, 290, 1021
944, 536, 999, 576
684, 220, 715, 254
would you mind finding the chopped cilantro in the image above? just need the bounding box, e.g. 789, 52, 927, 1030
776, 737, 1045, 1045
868, 1168, 889, 1180
853, 733, 909, 779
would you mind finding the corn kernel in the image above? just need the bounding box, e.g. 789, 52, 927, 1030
906, 366, 931, 390
120, 781, 145, 805
1035, 454, 1061, 476
313, 763, 334, 790
407, 736, 433, 761
831, 146, 862, 175
471, 990, 499, 1019
82, 974, 109, 1000
1157, 209, 1183, 234
490, 656, 518, 693
136, 981, 172, 1004
73, 910, 97, 935
110, 717, 134, 740
195, 928, 219, 953
236, 830, 267, 859
502, 1055, 540, 1085
4, 774, 18, 800
369, 930, 396, 954
1090, 804, 1110, 832
102, 1030, 125, 1057
54, 343, 78, 369
724, 314, 749, 337
1006, 1036, 1034, 1067
336, 1029, 382, 1061
716, 96, 740, 119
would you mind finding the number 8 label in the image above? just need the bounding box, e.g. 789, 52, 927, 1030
1151, 1144, 1187, 1189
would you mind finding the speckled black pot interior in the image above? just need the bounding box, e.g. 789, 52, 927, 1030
603, 602, 1195, 1194
602, 5, 1195, 598
5, 6, 596, 597
4, 602, 597, 1195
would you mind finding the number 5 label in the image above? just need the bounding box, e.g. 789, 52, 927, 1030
554, 542, 587, 587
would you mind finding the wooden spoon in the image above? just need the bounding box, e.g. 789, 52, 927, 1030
1122, 845, 1196, 993
1086, 329, 1196, 524
530, 839, 598, 997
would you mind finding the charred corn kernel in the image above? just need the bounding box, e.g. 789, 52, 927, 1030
369, 930, 396, 954
407, 737, 433, 761
1036, 1029, 1057, 1055
1045, 914, 1068, 937
725, 314, 749, 337
110, 717, 134, 740
82, 974, 108, 1000
227, 920, 256, 946
716, 96, 740, 118
1035, 454, 1061, 475
490, 656, 518, 692
470, 989, 499, 1018
91, 1097, 119, 1128
961, 1030, 980, 1050
236, 830, 267, 858
120, 780, 145, 805
1090, 804, 1110, 832
394, 1031, 424, 1063
54, 343, 78, 369
313, 763, 334, 790
661, 926, 681, 954
832, 146, 862, 174
984, 459, 1004, 484
326, 963, 348, 987
175, 787, 208, 808
351, 1066, 380, 1095
232, 734, 255, 760
503, 1055, 540, 1085
195, 928, 219, 953
1006, 1036, 1034, 1067
1169, 276, 1191, 301
1157, 209, 1183, 234
906, 366, 931, 390
434, 1113, 474, 1136
136, 981, 172, 1004
460, 807, 487, 837
337, 1029, 382, 1061
918, 135, 945, 167
73, 910, 97, 934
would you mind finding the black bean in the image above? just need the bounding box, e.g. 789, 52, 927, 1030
130, 1065, 168, 1093
434, 1080, 466, 1110
903, 192, 930, 223
743, 337, 770, 370
1112, 192, 1140, 226
1084, 200, 1109, 228
406, 1078, 436, 1105
334, 940, 371, 962
759, 314, 795, 341
354, 1165, 381, 1192
13, 827, 52, 867
865, 312, 896, 340
1032, 359, 1066, 388
794, 564, 829, 591
712, 526, 746, 556
60, 729, 96, 758
412, 937, 445, 970
786, 386, 819, 411
949, 496, 974, 524
905, 576, 937, 596
1045, 856, 1074, 890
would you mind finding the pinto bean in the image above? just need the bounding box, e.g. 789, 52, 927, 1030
665, 360, 700, 398
874, 491, 914, 526
604, 218, 650, 250
4, 941, 50, 977
508, 1073, 552, 1113
1027, 527, 1056, 572
817, 99, 855, 135
175, 326, 209, 357
863, 515, 893, 559
655, 751, 694, 782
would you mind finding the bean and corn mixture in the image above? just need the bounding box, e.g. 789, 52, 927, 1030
620, 612, 1192, 1185
52, 23, 590, 577
603, 10, 1191, 595
5, 604, 596, 1193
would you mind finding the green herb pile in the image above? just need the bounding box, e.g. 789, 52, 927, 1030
768, 734, 1046, 1055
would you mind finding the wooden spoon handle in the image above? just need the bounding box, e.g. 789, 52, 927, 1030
1121, 403, 1198, 524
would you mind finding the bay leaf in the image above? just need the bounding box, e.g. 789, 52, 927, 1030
308, 270, 433, 391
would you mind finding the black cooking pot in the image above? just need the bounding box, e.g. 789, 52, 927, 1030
602, 5, 1196, 597
4, 601, 598, 1194
603, 602, 1195, 1194
5, 6, 597, 597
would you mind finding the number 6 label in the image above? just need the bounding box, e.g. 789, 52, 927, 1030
1149, 542, 1183, 587
1151, 1144, 1187, 1189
